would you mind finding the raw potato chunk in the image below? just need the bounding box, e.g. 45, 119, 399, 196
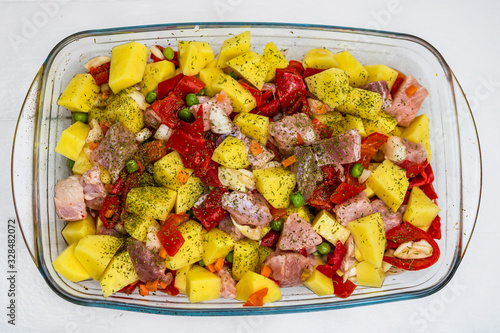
403, 186, 441, 231
199, 67, 224, 97
344, 114, 367, 138
154, 151, 194, 190
164, 220, 204, 270
202, 228, 235, 265
176, 175, 205, 213
235, 271, 282, 304
123, 213, 159, 242
233, 112, 269, 145
218, 167, 246, 192
125, 187, 177, 221
186, 266, 221, 303
212, 73, 257, 113
55, 121, 90, 161
366, 160, 408, 212
258, 246, 274, 266
302, 48, 337, 69
401, 114, 431, 161
178, 41, 214, 76
253, 167, 296, 209
174, 264, 193, 295
232, 239, 260, 281
227, 51, 269, 90
312, 210, 350, 245
217, 31, 251, 68
347, 213, 386, 268
62, 214, 96, 245
305, 68, 349, 108
313, 111, 344, 135
362, 109, 398, 135
356, 260, 385, 288
336, 87, 383, 121
57, 73, 100, 112
139, 60, 176, 95
109, 41, 149, 94
364, 64, 399, 90
71, 145, 93, 175
100, 251, 139, 298
104, 94, 144, 134
304, 269, 334, 296
333, 50, 369, 86
212, 136, 249, 168
262, 42, 289, 82
74, 235, 123, 280
52, 242, 92, 282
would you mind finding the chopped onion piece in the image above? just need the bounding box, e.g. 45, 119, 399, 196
154, 124, 172, 141
382, 136, 407, 163
84, 56, 111, 71
128, 90, 149, 110
146, 224, 162, 252
358, 169, 371, 183
150, 45, 165, 60
136, 128, 152, 143
86, 119, 103, 143
100, 83, 110, 92
231, 216, 263, 240
394, 240, 433, 259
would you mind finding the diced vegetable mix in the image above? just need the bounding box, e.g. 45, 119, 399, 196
52, 31, 440, 305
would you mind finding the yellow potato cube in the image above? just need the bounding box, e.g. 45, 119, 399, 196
364, 185, 376, 199
305, 68, 349, 108
71, 145, 93, 175
212, 136, 249, 168
62, 215, 95, 245
178, 41, 214, 76
347, 213, 386, 268
176, 175, 206, 213
125, 187, 177, 221
312, 210, 350, 245
343, 114, 367, 138
154, 151, 194, 191
57, 73, 100, 112
253, 167, 296, 209
363, 110, 398, 136
390, 125, 405, 137
52, 242, 92, 282
55, 121, 90, 161
74, 235, 123, 280
202, 228, 235, 265
333, 50, 369, 87
312, 111, 344, 134
232, 239, 260, 281
199, 67, 224, 97
139, 60, 176, 95
304, 269, 334, 296
109, 41, 149, 94
212, 73, 257, 113
302, 48, 337, 69
235, 271, 282, 304
164, 220, 204, 270
336, 87, 383, 121
217, 31, 251, 68
262, 42, 289, 82
174, 264, 193, 295
123, 214, 159, 242
403, 186, 441, 231
401, 114, 431, 162
204, 58, 218, 68
99, 251, 139, 298
356, 260, 385, 288
227, 51, 269, 90
366, 160, 409, 212
186, 266, 221, 303
258, 246, 274, 266
104, 94, 144, 134
233, 112, 269, 145
364, 64, 399, 90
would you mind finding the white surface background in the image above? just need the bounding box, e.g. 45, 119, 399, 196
0, 0, 497, 332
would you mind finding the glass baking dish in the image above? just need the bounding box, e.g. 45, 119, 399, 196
11, 22, 482, 316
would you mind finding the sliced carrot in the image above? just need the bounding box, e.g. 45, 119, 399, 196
296, 133, 304, 145
145, 280, 159, 292
316, 104, 327, 114
104, 184, 113, 193
206, 264, 216, 273
243, 287, 268, 307
139, 283, 149, 296
214, 257, 224, 272
176, 170, 190, 185
260, 265, 271, 278
405, 85, 418, 97
158, 281, 168, 290
282, 155, 297, 168
101, 89, 111, 101
158, 245, 168, 259
89, 142, 99, 150
250, 140, 263, 156
104, 209, 115, 218
216, 94, 225, 102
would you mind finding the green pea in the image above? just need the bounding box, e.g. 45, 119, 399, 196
228, 72, 238, 80
317, 242, 331, 255
72, 112, 88, 123
290, 192, 305, 208
67, 159, 75, 169
125, 159, 139, 173
178, 107, 192, 121
163, 47, 175, 60
225, 251, 234, 263
197, 88, 205, 96
186, 93, 199, 107
145, 91, 157, 104
350, 163, 364, 178
198, 259, 205, 267
270, 219, 284, 232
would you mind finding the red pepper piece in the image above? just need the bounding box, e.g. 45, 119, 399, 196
243, 287, 268, 307
194, 159, 222, 188
357, 133, 389, 168
402, 189, 411, 205
327, 240, 346, 271
89, 62, 110, 86
427, 215, 442, 240
303, 67, 324, 78
383, 222, 440, 270
270, 207, 287, 221
330, 183, 366, 204
311, 118, 333, 140
308, 181, 338, 211
118, 280, 139, 295
140, 139, 169, 165
425, 164, 435, 184
239, 82, 262, 107
177, 105, 204, 138
99, 194, 121, 228
298, 247, 308, 257
421, 183, 438, 200
391, 71, 406, 95
285, 60, 305, 77
165, 281, 180, 296
193, 188, 228, 231
166, 129, 206, 156
260, 230, 280, 248
332, 274, 357, 298
111, 175, 127, 195
252, 98, 281, 118
151, 92, 185, 128
157, 213, 189, 257
260, 91, 274, 104
275, 68, 307, 110
399, 159, 428, 179
182, 139, 213, 170
316, 264, 335, 279
322, 165, 342, 183
173, 75, 206, 99
157, 73, 184, 100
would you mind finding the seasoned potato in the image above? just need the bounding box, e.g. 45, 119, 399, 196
212, 136, 249, 168
253, 167, 296, 209
401, 114, 431, 161
333, 50, 369, 87
74, 235, 123, 281
123, 213, 159, 242
186, 266, 221, 303
233, 112, 269, 145
199, 67, 224, 97
232, 239, 260, 281
178, 41, 214, 76
216, 31, 251, 68
202, 228, 235, 265
312, 210, 350, 245
304, 269, 334, 296
212, 73, 257, 113
55, 121, 90, 161
52, 242, 92, 282
125, 187, 177, 221
364, 64, 399, 90
365, 160, 408, 212
356, 260, 385, 288
347, 213, 386, 268
57, 73, 100, 112
305, 68, 349, 108
262, 42, 289, 82
176, 175, 206, 213
336, 87, 383, 121
227, 51, 269, 90
302, 48, 337, 69
235, 271, 282, 304
109, 41, 149, 93
362, 109, 398, 136
139, 60, 175, 95
154, 151, 194, 191
164, 220, 204, 270
62, 214, 95, 245
403, 186, 440, 232
99, 251, 139, 298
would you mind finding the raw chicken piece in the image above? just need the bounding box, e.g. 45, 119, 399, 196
385, 76, 429, 127
54, 175, 87, 221
277, 213, 322, 252
221, 191, 272, 227
333, 192, 373, 226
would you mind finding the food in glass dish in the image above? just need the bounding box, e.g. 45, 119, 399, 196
51, 31, 441, 305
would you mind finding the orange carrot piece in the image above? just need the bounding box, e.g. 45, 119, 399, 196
260, 265, 271, 278
250, 140, 263, 156
104, 209, 114, 218
296, 133, 304, 145
405, 85, 418, 97
102, 89, 111, 101
282, 155, 297, 168
316, 104, 327, 114
104, 184, 113, 193
216, 94, 225, 102
158, 246, 168, 259
158, 281, 168, 289
145, 280, 159, 292
89, 142, 99, 150
206, 264, 216, 273
214, 257, 225, 272
139, 284, 149, 296
243, 287, 268, 307
176, 170, 190, 185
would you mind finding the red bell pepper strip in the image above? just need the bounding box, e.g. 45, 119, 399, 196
316, 264, 335, 279
260, 90, 274, 104
118, 280, 139, 295
260, 230, 280, 248
99, 194, 121, 228
89, 62, 110, 86
298, 247, 308, 257
332, 274, 357, 298
357, 133, 389, 168
270, 207, 287, 221
322, 165, 342, 183
173, 75, 206, 99
383, 222, 440, 270
194, 159, 222, 188
140, 139, 169, 165
239, 82, 262, 107
427, 215, 442, 240
330, 183, 366, 204
327, 240, 347, 271
157, 73, 184, 100
285, 95, 310, 116
157, 213, 189, 257
391, 71, 406, 95
425, 164, 435, 184
308, 181, 337, 211
111, 175, 127, 195
165, 279, 180, 296
275, 68, 307, 110
252, 98, 281, 118
166, 129, 206, 156
399, 159, 428, 179
150, 92, 185, 128
285, 60, 305, 77
182, 139, 213, 170
303, 67, 324, 78
177, 105, 204, 138
311, 118, 332, 140
193, 188, 228, 231
421, 183, 438, 200
243, 288, 268, 307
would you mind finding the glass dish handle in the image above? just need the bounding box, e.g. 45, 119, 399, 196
452, 72, 482, 260
11, 67, 43, 266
